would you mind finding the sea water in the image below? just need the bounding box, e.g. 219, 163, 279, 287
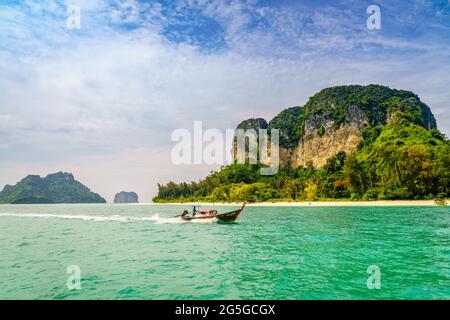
0, 204, 449, 299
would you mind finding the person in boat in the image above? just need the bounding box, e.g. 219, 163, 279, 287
192, 206, 199, 217
181, 210, 189, 217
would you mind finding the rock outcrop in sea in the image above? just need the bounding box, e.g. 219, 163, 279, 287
114, 191, 139, 203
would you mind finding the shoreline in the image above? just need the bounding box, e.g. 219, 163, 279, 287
151, 200, 438, 207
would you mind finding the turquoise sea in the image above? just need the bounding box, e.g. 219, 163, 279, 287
0, 204, 449, 300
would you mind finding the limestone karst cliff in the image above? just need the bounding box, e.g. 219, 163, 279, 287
114, 191, 139, 203
234, 85, 437, 168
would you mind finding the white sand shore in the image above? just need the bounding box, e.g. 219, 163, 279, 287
151, 200, 437, 207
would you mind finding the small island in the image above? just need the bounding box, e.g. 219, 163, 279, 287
0, 172, 106, 204
114, 191, 139, 203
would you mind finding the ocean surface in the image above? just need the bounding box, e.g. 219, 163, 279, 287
0, 204, 448, 300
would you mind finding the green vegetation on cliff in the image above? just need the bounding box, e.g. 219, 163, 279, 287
302, 85, 436, 130
0, 172, 106, 204
153, 85, 449, 202
268, 106, 304, 147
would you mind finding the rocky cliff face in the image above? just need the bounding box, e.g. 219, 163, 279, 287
234, 85, 437, 168
287, 104, 368, 168
114, 191, 139, 203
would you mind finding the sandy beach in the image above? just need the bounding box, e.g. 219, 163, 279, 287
152, 200, 438, 207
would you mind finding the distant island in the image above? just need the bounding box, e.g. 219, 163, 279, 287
153, 85, 449, 203
114, 191, 139, 203
0, 172, 106, 204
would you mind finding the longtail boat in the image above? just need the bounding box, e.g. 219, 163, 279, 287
434, 198, 448, 206
180, 202, 246, 222
434, 194, 448, 206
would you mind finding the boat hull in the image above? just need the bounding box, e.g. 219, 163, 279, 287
181, 203, 246, 222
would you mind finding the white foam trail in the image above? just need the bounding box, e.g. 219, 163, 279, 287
0, 213, 217, 224
0, 213, 132, 222
148, 214, 187, 224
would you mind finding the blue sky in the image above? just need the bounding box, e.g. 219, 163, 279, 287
1, 0, 450, 201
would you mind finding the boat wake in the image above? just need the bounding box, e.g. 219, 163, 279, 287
0, 213, 136, 222
147, 214, 187, 224
0, 213, 216, 224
